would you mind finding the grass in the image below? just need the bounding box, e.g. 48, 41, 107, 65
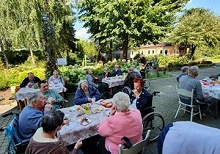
206, 58, 220, 63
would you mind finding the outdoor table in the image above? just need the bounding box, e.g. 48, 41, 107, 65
102, 76, 126, 88
15, 83, 67, 101
58, 101, 136, 146
201, 79, 220, 118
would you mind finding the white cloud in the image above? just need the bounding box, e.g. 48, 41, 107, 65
75, 28, 91, 40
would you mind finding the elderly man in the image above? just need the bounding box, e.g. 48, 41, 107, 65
112, 65, 122, 76
26, 110, 83, 154
48, 70, 65, 86
124, 67, 142, 89
20, 72, 41, 88
38, 80, 64, 109
74, 80, 101, 105
178, 66, 205, 104
19, 92, 51, 140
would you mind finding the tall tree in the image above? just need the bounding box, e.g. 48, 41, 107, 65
168, 8, 220, 59
77, 0, 189, 60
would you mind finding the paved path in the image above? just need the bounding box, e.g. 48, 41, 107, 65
1, 65, 220, 154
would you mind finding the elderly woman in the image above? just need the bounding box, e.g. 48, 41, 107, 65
85, 69, 98, 88
73, 80, 101, 105
130, 78, 152, 117
48, 70, 65, 86
19, 92, 52, 140
176, 66, 189, 82
26, 110, 83, 154
102, 68, 111, 78
97, 92, 143, 154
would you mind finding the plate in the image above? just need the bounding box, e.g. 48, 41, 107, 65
92, 107, 103, 113
78, 117, 91, 126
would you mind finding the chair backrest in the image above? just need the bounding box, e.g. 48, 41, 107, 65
118, 130, 151, 154
176, 88, 194, 105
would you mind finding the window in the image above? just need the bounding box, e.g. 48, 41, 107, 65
152, 50, 154, 54
160, 50, 163, 54
131, 51, 133, 55
148, 50, 150, 54
165, 50, 168, 55
141, 51, 143, 55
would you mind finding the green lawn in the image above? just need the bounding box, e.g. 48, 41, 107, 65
204, 58, 220, 63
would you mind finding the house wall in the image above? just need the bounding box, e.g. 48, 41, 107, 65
130, 44, 179, 58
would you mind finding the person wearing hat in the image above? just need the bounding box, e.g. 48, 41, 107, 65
73, 80, 101, 105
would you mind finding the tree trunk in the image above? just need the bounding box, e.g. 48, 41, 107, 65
30, 48, 35, 64
190, 44, 196, 60
0, 39, 9, 68
108, 41, 113, 61
42, 16, 57, 78
122, 34, 128, 60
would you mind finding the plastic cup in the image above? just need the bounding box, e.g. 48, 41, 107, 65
92, 98, 95, 104
85, 109, 90, 115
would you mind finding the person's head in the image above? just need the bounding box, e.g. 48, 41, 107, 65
181, 66, 189, 74
53, 70, 59, 78
27, 91, 46, 110
28, 72, 35, 81
133, 78, 144, 92
41, 110, 64, 134
86, 69, 92, 75
188, 66, 199, 77
78, 80, 89, 92
112, 92, 130, 112
39, 80, 49, 93
114, 65, 119, 70
128, 67, 134, 73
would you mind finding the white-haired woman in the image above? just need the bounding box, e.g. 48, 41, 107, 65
97, 92, 143, 154
73, 80, 101, 105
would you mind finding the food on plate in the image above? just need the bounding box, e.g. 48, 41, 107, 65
100, 99, 113, 108
92, 107, 103, 113
79, 117, 90, 125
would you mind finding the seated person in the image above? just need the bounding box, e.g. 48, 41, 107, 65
48, 70, 65, 86
97, 92, 143, 154
74, 80, 101, 105
176, 66, 189, 82
19, 92, 52, 140
85, 69, 98, 88
124, 67, 142, 89
211, 73, 220, 80
158, 121, 220, 154
179, 66, 207, 104
129, 78, 152, 117
102, 68, 111, 78
112, 65, 122, 76
20, 72, 41, 88
39, 80, 64, 109
26, 110, 83, 154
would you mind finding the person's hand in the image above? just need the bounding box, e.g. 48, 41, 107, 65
74, 138, 83, 150
110, 106, 117, 116
133, 89, 140, 98
44, 103, 52, 111
88, 98, 92, 102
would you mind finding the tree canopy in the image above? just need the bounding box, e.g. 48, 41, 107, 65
168, 8, 220, 59
0, 0, 75, 76
77, 0, 189, 60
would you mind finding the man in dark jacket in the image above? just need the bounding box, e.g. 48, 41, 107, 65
20, 72, 41, 87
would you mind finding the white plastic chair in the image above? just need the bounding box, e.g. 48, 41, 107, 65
118, 130, 151, 154
175, 88, 202, 121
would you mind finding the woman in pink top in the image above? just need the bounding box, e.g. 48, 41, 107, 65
97, 92, 143, 154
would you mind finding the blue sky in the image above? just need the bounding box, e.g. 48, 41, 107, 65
74, 0, 220, 39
